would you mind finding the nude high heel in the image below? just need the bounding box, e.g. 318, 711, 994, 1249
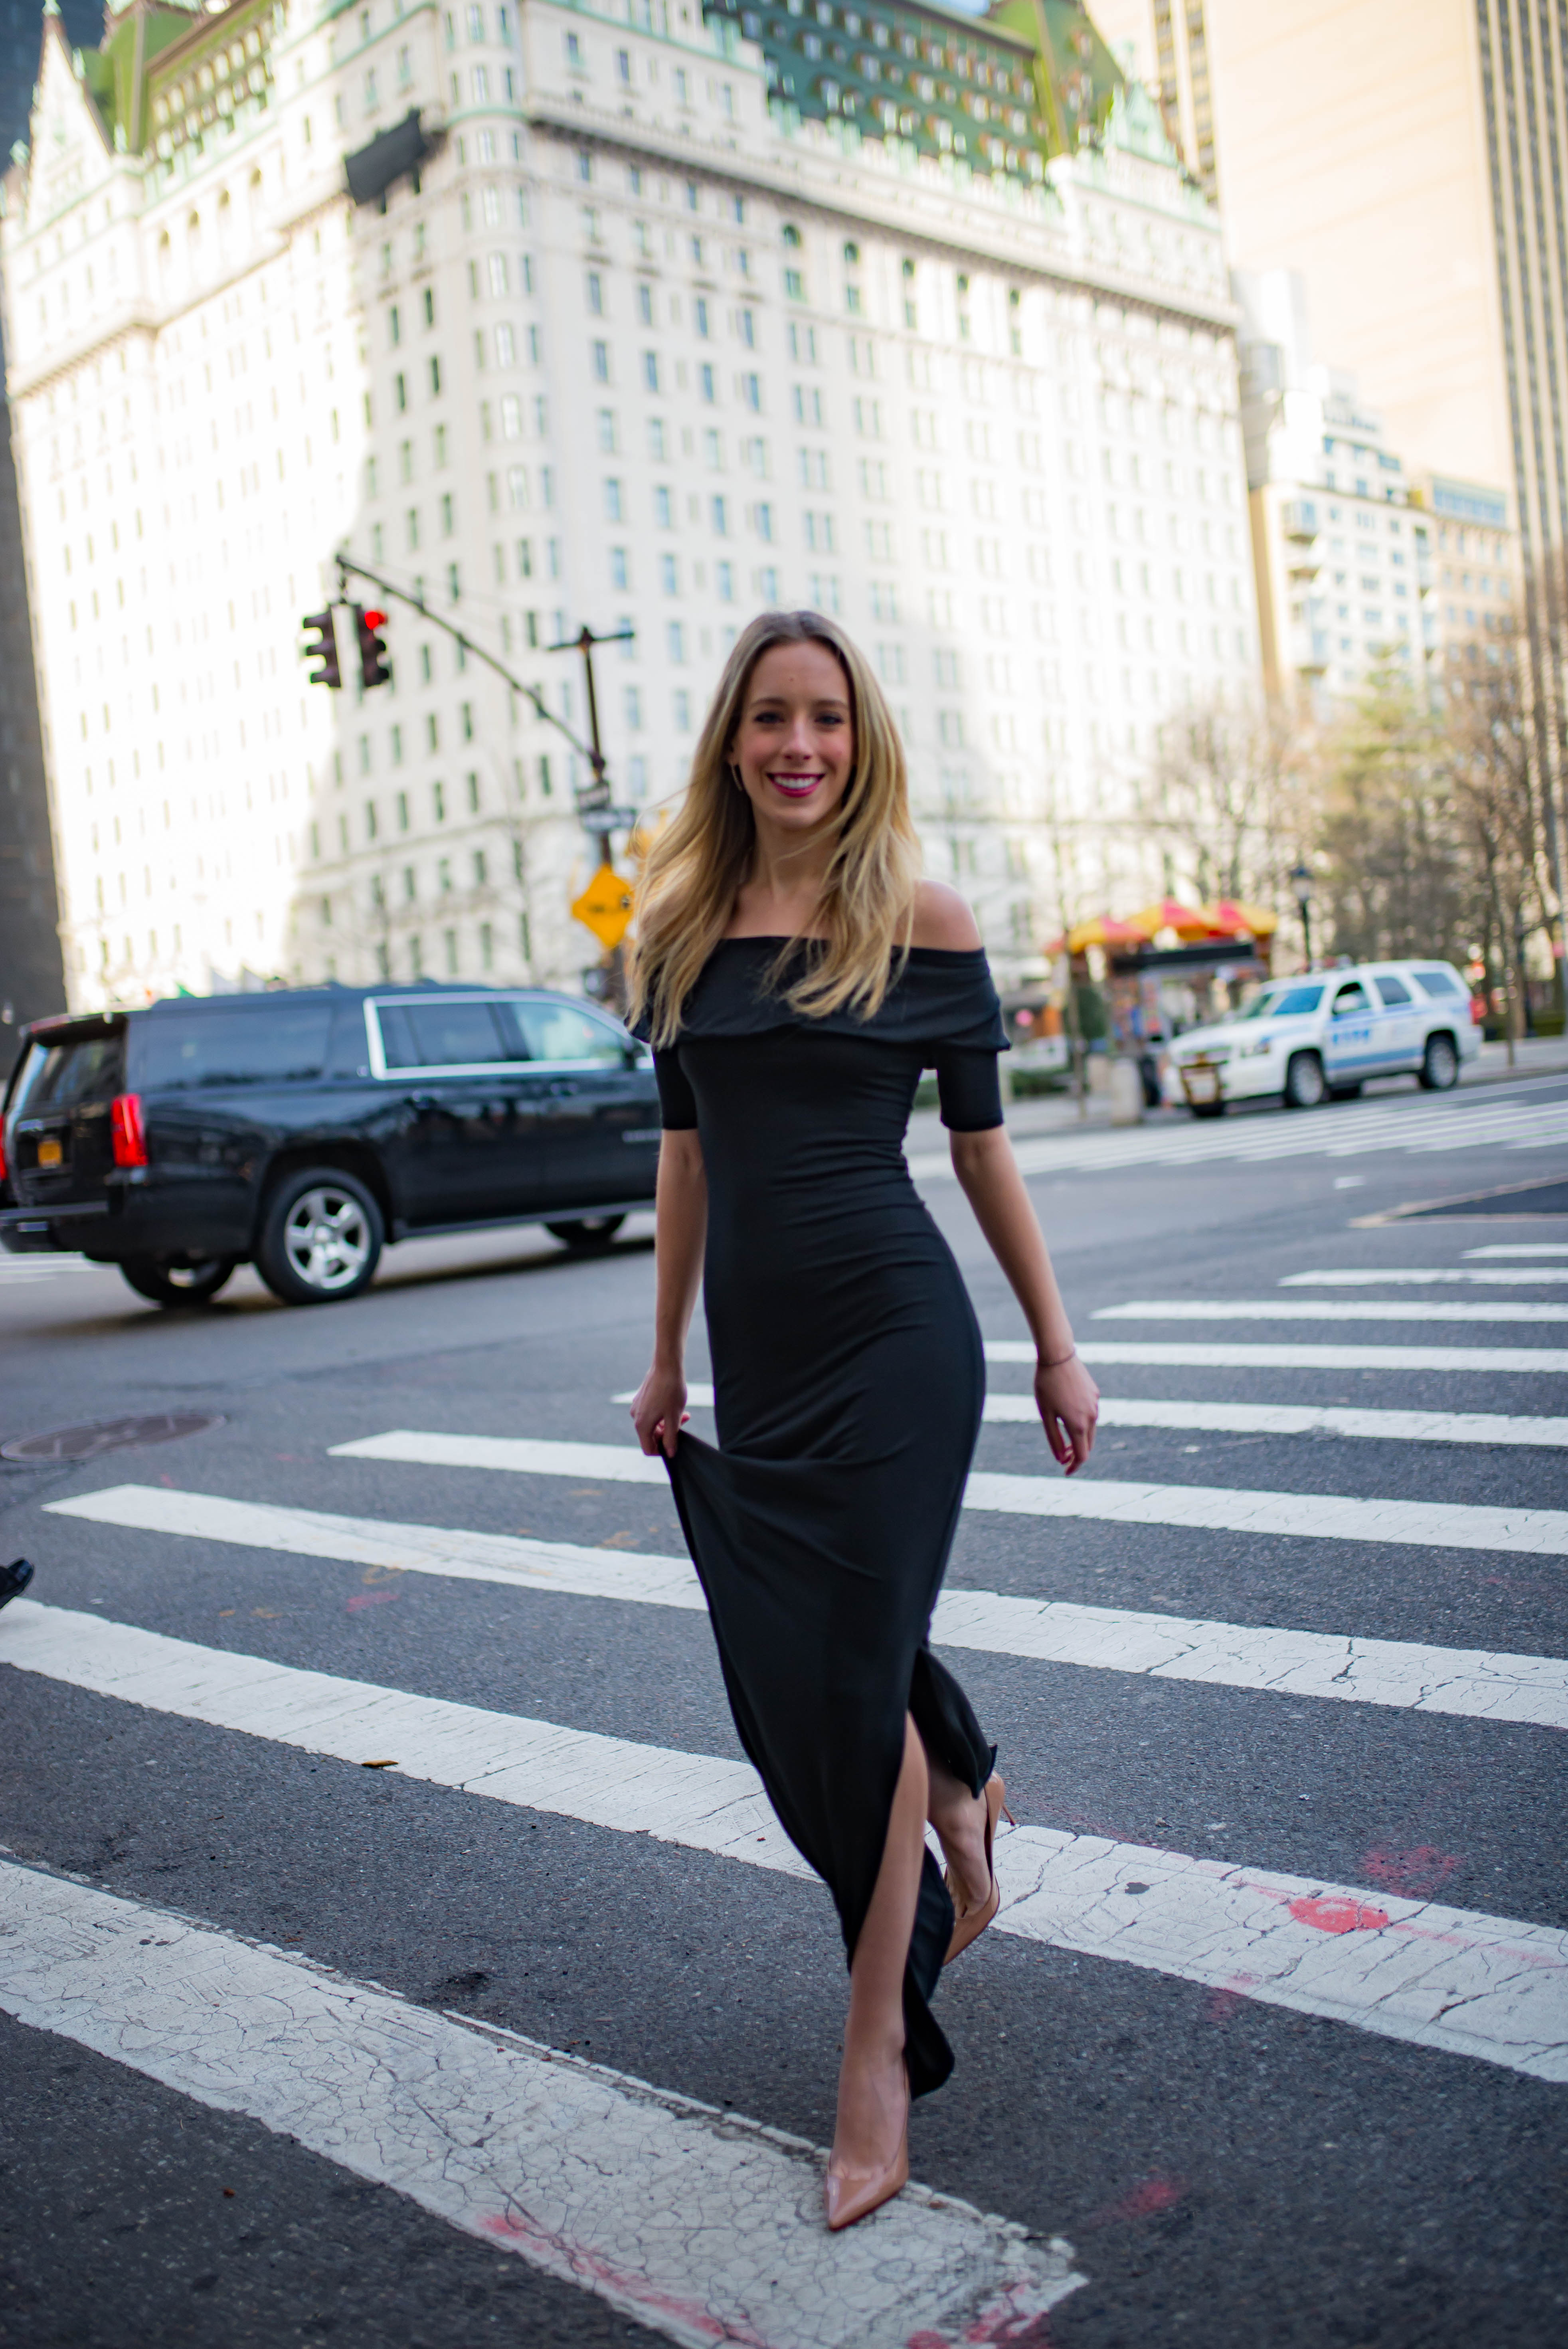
943, 1774, 1013, 1965
823, 2064, 910, 2233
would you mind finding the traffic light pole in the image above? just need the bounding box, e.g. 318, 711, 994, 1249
328, 554, 634, 848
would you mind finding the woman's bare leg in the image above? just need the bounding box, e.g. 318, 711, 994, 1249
924, 1748, 991, 1909
829, 1714, 927, 2180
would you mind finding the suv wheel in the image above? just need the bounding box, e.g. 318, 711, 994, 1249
544, 1214, 627, 1251
256, 1167, 383, 1304
121, 1255, 237, 1308
1284, 1051, 1325, 1110
1419, 1033, 1459, 1091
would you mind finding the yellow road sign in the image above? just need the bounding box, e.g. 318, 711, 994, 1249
571, 862, 634, 950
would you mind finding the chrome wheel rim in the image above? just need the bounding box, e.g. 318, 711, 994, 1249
1430, 1039, 1457, 1084
282, 1186, 372, 1292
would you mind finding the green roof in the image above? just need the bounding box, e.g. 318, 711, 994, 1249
703, 0, 1122, 185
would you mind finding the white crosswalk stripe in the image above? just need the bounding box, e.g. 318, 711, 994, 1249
0, 1863, 1082, 2349
47, 1484, 1568, 1728
329, 1430, 1568, 1558
1283, 1267, 1568, 1286
1467, 1244, 1568, 1258
993, 1338, 1568, 1373
0, 1255, 106, 1282
617, 1381, 1568, 1447
907, 1089, 1568, 1179
1093, 1298, 1568, 1324
4, 1601, 1565, 2083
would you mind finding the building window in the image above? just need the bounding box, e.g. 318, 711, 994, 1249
610, 547, 629, 589
668, 621, 686, 662
661, 553, 678, 595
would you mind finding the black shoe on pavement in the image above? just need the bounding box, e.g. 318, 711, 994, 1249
0, 1558, 35, 1610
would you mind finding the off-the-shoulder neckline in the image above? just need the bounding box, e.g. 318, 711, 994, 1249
714, 936, 986, 960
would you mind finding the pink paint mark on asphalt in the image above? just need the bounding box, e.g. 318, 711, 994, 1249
346, 1590, 399, 1613
1086, 2172, 1186, 2229
1204, 1987, 1245, 2022
482, 2212, 769, 2344
1362, 1844, 1461, 1900
1288, 1894, 1391, 1935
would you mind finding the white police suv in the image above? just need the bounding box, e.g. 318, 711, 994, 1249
1166, 960, 1479, 1116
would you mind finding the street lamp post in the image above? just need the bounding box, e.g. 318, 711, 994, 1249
1291, 862, 1316, 969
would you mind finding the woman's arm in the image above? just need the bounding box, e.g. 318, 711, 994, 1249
631, 1127, 708, 1457
948, 1127, 1100, 1474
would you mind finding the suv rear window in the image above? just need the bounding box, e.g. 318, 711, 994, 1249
11, 1031, 125, 1117
137, 1006, 334, 1090
1412, 966, 1463, 999
1374, 975, 1413, 1006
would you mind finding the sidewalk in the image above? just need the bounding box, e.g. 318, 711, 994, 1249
904, 1034, 1568, 1159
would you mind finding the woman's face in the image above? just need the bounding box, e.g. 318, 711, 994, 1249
729, 640, 855, 837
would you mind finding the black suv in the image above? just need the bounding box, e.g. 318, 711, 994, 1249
0, 983, 662, 1306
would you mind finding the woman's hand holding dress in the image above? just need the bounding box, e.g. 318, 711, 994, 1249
631, 1364, 689, 1458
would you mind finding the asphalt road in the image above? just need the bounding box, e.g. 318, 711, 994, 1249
2, 1072, 1566, 2349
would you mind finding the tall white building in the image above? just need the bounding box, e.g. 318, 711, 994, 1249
1236, 267, 1515, 710
3, 0, 1258, 1009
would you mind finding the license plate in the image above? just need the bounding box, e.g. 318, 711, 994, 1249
36, 1137, 63, 1168
1183, 1066, 1220, 1103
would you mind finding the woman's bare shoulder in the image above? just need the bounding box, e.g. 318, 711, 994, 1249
908, 881, 983, 952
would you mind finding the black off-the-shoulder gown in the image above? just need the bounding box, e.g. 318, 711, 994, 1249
643, 939, 1008, 2099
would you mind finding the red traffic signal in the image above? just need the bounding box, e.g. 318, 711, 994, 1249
354, 603, 391, 690
301, 608, 341, 689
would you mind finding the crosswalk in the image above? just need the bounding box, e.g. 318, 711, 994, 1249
4, 1224, 1567, 2339
907, 1083, 1568, 1178
0, 1253, 107, 1284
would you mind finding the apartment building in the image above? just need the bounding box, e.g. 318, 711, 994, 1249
3, 0, 1258, 1008
1411, 475, 1516, 694
1237, 267, 1513, 710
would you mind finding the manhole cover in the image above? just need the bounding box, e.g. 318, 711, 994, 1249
0, 1413, 226, 1463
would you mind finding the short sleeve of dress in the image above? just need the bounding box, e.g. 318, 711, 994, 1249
933, 1044, 1004, 1133
653, 1046, 699, 1131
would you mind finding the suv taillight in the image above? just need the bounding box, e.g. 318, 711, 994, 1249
110, 1093, 148, 1169
0, 1128, 7, 1185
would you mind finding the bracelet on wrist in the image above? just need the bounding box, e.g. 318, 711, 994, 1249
1038, 1347, 1077, 1370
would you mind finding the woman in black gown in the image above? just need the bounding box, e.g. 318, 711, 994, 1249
629, 612, 1100, 2230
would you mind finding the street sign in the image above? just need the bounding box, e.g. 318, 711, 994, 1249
571, 862, 634, 950
579, 805, 639, 830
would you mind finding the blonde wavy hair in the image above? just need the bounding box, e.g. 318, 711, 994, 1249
629, 610, 920, 1046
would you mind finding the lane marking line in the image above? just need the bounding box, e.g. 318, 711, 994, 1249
0, 1861, 1081, 2349
47, 1484, 1568, 1730
327, 1432, 1568, 1559
618, 1387, 1568, 1445
1094, 1299, 1568, 1325
987, 1340, 1568, 1374
3, 1603, 1565, 2083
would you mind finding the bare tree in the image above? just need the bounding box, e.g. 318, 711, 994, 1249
1134, 689, 1323, 951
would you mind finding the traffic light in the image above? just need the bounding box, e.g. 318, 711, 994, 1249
354, 604, 391, 690
301, 608, 341, 689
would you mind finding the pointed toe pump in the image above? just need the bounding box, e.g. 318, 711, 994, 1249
943, 1774, 1013, 1966
823, 2073, 911, 2233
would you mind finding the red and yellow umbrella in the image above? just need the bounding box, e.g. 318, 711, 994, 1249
1199, 898, 1279, 938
